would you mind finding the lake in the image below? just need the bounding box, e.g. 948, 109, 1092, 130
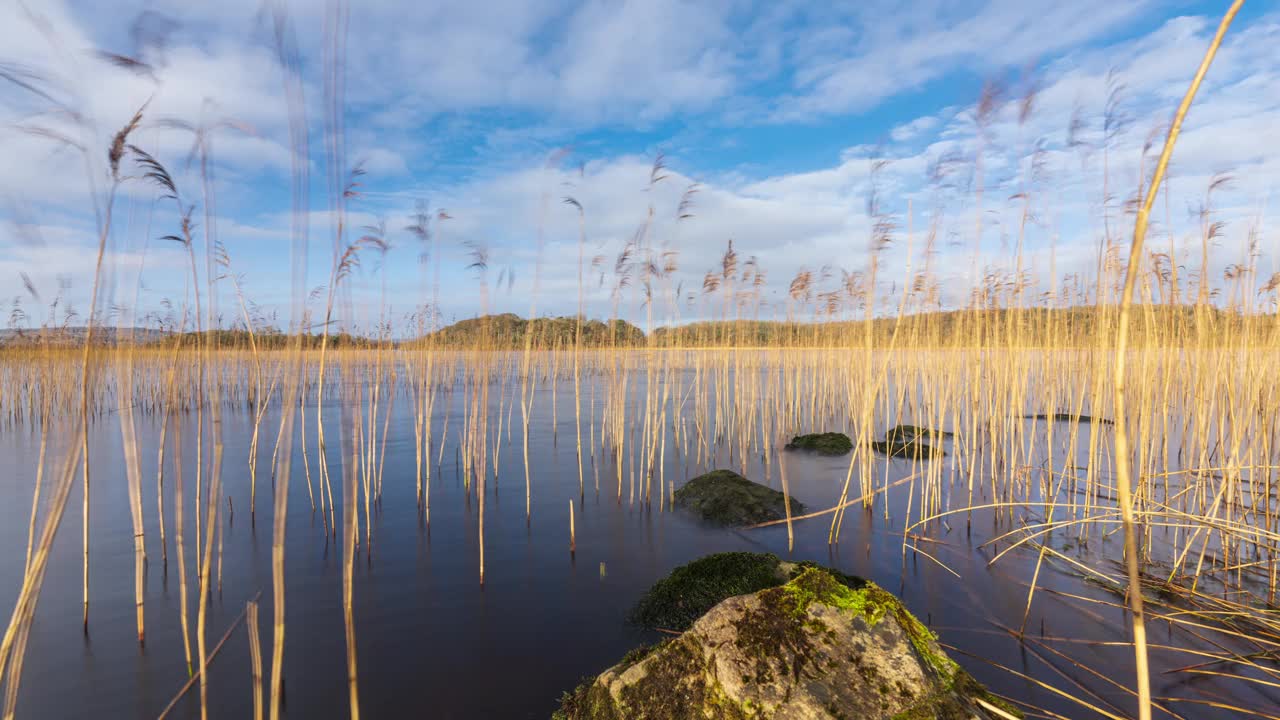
1, 355, 1274, 718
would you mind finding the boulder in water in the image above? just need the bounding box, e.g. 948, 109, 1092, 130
785, 432, 854, 456
871, 426, 946, 459
673, 470, 804, 527
557, 556, 1018, 719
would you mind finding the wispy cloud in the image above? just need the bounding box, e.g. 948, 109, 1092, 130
1, 1, 1275, 328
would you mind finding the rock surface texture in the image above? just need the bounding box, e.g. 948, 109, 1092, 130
557, 559, 1017, 719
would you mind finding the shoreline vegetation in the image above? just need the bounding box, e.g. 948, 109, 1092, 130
2, 304, 1276, 351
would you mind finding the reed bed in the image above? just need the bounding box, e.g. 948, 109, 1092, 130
3, 335, 1278, 713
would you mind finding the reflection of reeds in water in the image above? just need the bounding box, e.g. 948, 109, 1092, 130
1, 2, 1276, 719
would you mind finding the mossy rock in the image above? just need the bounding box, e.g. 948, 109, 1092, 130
867, 426, 948, 459
884, 424, 954, 441
630, 553, 873, 633
786, 432, 854, 456
631, 552, 794, 631
557, 559, 1019, 719
869, 439, 945, 459
672, 470, 804, 527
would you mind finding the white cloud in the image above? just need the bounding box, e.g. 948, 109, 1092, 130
771, 0, 1152, 121
890, 116, 940, 143
1, 1, 1277, 329
408, 9, 1280, 321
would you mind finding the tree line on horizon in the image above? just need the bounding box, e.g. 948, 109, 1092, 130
2, 304, 1273, 350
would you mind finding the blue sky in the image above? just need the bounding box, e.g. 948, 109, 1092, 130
1, 1, 1277, 333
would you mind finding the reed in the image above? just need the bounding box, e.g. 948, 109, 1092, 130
246, 600, 263, 720
1111, 6, 1243, 717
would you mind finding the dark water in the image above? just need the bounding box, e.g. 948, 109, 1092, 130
1, 377, 1274, 718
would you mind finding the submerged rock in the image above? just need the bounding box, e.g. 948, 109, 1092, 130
869, 439, 945, 459
884, 424, 954, 441
871, 426, 946, 459
673, 470, 804, 527
786, 432, 854, 456
1023, 412, 1114, 426
557, 557, 1017, 720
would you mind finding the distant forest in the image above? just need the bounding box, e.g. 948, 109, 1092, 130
1, 305, 1273, 350
422, 313, 645, 348
649, 305, 1278, 347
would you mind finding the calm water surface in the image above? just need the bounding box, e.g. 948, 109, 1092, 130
1, 375, 1272, 718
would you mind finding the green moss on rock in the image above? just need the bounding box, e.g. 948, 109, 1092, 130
553, 678, 616, 720
786, 432, 854, 455
781, 567, 885, 625
730, 568, 888, 690
884, 424, 954, 441
630, 552, 788, 630
561, 555, 1018, 719
869, 425, 950, 459
1023, 412, 1114, 426
615, 635, 750, 719
869, 439, 945, 459
672, 470, 804, 527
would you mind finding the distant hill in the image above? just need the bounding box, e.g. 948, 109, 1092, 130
151, 329, 376, 349
651, 305, 1277, 347
1, 305, 1270, 352
422, 313, 645, 348
0, 327, 170, 347
0, 327, 373, 350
